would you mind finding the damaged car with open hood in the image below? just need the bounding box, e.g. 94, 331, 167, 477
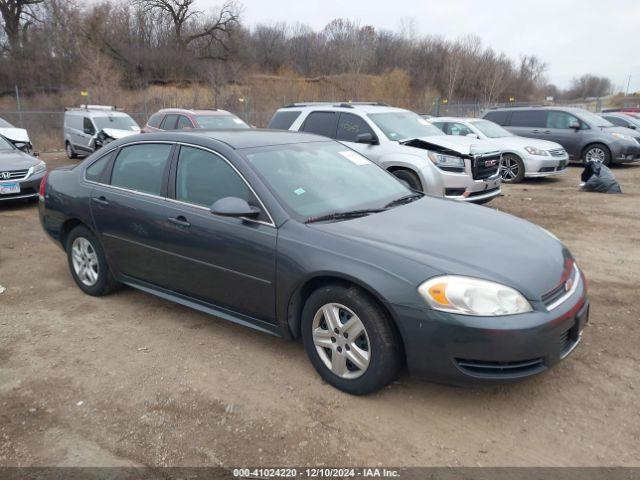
0, 117, 34, 153
63, 105, 140, 159
268, 102, 502, 203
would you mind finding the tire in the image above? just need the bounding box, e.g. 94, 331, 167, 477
582, 144, 611, 167
301, 284, 402, 395
391, 169, 422, 191
499, 153, 525, 183
65, 225, 119, 296
65, 142, 78, 159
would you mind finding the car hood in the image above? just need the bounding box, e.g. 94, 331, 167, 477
0, 149, 39, 169
600, 126, 640, 139
102, 128, 140, 139
0, 127, 30, 143
405, 134, 499, 156
310, 197, 569, 300
482, 135, 563, 151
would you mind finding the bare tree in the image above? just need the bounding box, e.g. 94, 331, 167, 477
0, 0, 44, 53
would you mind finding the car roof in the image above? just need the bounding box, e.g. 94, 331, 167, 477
66, 109, 131, 118
158, 108, 234, 116
144, 128, 333, 149
431, 117, 481, 122
488, 106, 586, 114
278, 103, 409, 114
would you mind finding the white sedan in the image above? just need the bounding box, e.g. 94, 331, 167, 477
431, 117, 569, 183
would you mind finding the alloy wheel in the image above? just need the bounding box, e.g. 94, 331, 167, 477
585, 147, 606, 163
311, 303, 371, 379
500, 156, 519, 180
71, 237, 99, 287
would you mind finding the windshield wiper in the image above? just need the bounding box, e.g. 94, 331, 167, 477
384, 192, 424, 209
305, 208, 386, 224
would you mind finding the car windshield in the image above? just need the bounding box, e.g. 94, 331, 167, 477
471, 120, 513, 138
0, 135, 14, 149
195, 115, 249, 129
577, 110, 614, 128
244, 142, 412, 220
368, 112, 444, 140
93, 115, 139, 131
0, 118, 14, 128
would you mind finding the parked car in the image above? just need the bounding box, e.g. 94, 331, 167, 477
64, 106, 140, 159
484, 106, 640, 166
0, 134, 46, 202
431, 117, 569, 183
39, 129, 589, 394
269, 103, 502, 203
142, 108, 249, 133
0, 117, 33, 153
600, 112, 640, 130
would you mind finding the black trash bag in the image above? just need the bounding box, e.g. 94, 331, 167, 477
581, 161, 622, 194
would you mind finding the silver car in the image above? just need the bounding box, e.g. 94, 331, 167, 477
269, 103, 502, 203
64, 106, 140, 159
432, 117, 569, 183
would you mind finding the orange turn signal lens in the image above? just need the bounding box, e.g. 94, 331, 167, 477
428, 283, 450, 305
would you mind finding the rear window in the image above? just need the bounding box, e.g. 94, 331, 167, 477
147, 113, 164, 128
483, 110, 509, 126
510, 110, 547, 128
268, 111, 302, 130
301, 112, 339, 138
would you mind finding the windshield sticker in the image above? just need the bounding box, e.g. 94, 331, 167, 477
339, 150, 371, 166
294, 187, 306, 195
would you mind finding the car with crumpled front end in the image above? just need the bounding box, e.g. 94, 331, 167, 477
0, 134, 47, 202
269, 103, 502, 203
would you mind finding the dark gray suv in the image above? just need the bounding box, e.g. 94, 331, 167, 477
484, 107, 640, 166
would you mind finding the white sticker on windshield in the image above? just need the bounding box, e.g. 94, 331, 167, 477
294, 188, 306, 195
339, 150, 371, 166
232, 118, 245, 124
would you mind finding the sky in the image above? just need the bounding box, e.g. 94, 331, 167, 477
199, 0, 640, 93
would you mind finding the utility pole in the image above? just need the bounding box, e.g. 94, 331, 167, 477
625, 75, 632, 96
15, 85, 24, 127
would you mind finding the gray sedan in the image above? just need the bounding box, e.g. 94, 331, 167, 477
39, 130, 589, 394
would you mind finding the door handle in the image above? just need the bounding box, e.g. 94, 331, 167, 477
532, 129, 540, 133
542, 130, 551, 134
168, 216, 191, 229
91, 196, 109, 206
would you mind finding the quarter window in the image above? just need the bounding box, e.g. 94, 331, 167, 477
267, 111, 302, 130
85, 153, 113, 182
301, 112, 339, 138
336, 113, 375, 142
160, 114, 179, 130
175, 146, 251, 209
111, 144, 172, 196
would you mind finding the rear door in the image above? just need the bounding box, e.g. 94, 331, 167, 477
160, 145, 277, 323
89, 142, 174, 286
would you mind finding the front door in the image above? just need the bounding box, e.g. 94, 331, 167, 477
159, 145, 277, 323
335, 112, 382, 163
544, 111, 584, 159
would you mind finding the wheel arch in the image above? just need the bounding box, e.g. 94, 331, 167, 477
59, 218, 95, 251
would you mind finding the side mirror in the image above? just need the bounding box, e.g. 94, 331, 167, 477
466, 133, 479, 139
569, 122, 581, 130
356, 132, 378, 145
210, 197, 260, 218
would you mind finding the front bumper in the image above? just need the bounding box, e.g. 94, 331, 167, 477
611, 141, 640, 163
441, 170, 502, 203
524, 154, 569, 178
0, 170, 46, 202
390, 279, 589, 385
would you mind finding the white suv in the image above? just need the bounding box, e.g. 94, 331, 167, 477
268, 103, 502, 203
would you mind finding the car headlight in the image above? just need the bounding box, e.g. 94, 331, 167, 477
30, 161, 47, 175
427, 151, 465, 170
611, 132, 635, 142
418, 275, 533, 316
524, 146, 549, 156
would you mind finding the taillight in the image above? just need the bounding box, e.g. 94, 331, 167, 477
39, 171, 50, 198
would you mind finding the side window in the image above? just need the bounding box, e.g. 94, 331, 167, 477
267, 111, 302, 130
547, 111, 580, 129
176, 115, 194, 129
431, 121, 446, 132
111, 144, 172, 196
604, 116, 627, 127
160, 114, 179, 130
484, 111, 509, 126
448, 122, 472, 136
301, 112, 339, 138
85, 152, 113, 182
176, 146, 251, 209
336, 113, 375, 142
83, 117, 95, 134
510, 110, 547, 128
147, 113, 163, 128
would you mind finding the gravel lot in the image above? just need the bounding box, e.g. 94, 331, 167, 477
1, 153, 639, 467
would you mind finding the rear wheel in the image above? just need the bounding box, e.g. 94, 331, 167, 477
66, 226, 119, 296
65, 142, 78, 159
583, 144, 611, 167
499, 153, 525, 183
391, 169, 422, 191
301, 284, 402, 395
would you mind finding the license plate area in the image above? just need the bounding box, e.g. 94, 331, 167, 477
0, 182, 20, 195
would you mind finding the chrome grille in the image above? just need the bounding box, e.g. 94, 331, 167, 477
472, 153, 501, 180
0, 169, 29, 181
549, 148, 566, 157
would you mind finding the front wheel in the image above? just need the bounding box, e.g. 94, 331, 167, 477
499, 154, 525, 183
301, 285, 402, 395
583, 144, 611, 167
65, 142, 78, 159
391, 169, 423, 191
66, 225, 119, 296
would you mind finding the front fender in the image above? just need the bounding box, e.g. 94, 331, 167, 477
379, 153, 445, 196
